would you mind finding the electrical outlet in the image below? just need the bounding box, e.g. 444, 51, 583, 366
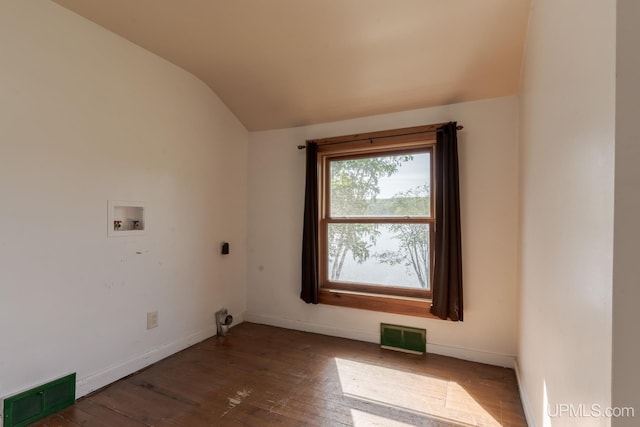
147, 311, 158, 329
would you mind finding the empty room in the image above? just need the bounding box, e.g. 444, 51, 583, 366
1, 1, 638, 426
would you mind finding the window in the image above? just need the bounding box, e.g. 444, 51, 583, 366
314, 127, 439, 317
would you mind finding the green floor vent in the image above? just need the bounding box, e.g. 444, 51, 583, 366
3, 373, 75, 427
381, 324, 426, 355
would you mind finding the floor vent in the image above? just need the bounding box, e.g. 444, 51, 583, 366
3, 373, 75, 427
380, 323, 426, 355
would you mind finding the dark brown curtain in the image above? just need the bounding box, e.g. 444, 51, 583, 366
300, 142, 319, 304
431, 122, 464, 321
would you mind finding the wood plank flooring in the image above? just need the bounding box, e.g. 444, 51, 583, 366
32, 322, 527, 426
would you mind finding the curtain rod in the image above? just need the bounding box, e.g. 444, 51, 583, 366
297, 125, 463, 149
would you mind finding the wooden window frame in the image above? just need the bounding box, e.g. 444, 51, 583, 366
312, 125, 442, 318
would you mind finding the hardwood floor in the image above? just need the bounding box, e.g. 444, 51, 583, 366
33, 323, 527, 426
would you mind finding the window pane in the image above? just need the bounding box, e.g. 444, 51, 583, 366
327, 223, 430, 290
330, 153, 430, 217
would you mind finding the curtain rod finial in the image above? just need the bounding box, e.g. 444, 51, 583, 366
456, 125, 464, 130
298, 145, 307, 150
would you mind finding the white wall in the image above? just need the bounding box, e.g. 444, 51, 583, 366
246, 96, 519, 367
0, 0, 248, 407
612, 1, 640, 425
518, 0, 615, 426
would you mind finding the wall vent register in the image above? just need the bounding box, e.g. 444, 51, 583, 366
3, 373, 76, 427
380, 323, 426, 355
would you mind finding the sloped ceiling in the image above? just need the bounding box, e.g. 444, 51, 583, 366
52, 0, 531, 131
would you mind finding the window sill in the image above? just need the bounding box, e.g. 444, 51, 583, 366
318, 289, 439, 319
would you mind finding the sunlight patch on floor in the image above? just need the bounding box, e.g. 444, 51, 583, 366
445, 382, 502, 426
335, 357, 502, 426
350, 408, 418, 427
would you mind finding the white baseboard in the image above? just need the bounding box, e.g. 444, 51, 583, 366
245, 312, 378, 342
514, 359, 536, 427
0, 314, 242, 427
427, 342, 515, 368
244, 312, 515, 368
76, 311, 244, 398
